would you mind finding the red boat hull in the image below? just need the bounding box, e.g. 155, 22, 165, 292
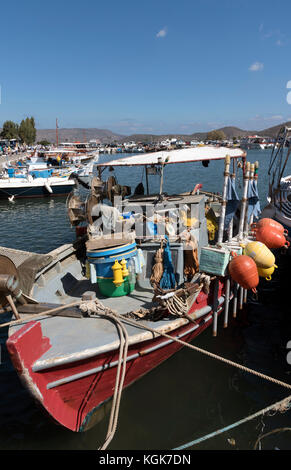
6, 283, 225, 432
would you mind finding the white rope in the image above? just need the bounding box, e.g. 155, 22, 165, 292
98, 312, 129, 450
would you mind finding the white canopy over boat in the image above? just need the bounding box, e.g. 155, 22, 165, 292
97, 145, 245, 167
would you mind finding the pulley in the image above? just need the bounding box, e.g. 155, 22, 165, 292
0, 255, 23, 307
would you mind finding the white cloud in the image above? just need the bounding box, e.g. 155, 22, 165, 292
269, 115, 283, 120
249, 61, 264, 72
156, 27, 167, 38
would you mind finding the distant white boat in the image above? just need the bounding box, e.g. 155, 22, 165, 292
0, 157, 76, 199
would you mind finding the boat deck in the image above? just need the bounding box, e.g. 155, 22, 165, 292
9, 284, 192, 373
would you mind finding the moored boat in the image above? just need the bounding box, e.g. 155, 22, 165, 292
261, 126, 291, 236
3, 145, 271, 440
0, 156, 76, 199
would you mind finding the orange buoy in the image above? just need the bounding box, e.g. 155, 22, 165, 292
251, 218, 288, 236
228, 254, 259, 291
254, 225, 290, 249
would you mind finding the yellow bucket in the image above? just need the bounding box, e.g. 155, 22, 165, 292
257, 264, 277, 281
244, 241, 275, 269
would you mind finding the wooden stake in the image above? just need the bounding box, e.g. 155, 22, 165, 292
6, 295, 21, 320
0, 300, 80, 329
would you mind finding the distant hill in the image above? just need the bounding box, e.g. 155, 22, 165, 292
256, 121, 291, 138
36, 128, 124, 144
120, 126, 254, 143
119, 122, 291, 143
2, 121, 291, 145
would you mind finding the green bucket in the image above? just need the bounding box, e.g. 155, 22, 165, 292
97, 276, 135, 297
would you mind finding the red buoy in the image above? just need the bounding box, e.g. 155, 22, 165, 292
252, 218, 287, 236
254, 225, 290, 249
228, 255, 259, 291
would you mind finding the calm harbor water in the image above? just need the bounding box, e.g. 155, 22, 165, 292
0, 149, 291, 451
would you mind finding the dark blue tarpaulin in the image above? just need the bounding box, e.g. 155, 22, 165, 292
224, 176, 240, 230
160, 236, 176, 290
247, 179, 261, 222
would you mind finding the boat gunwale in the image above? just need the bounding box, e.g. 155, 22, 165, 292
29, 295, 225, 372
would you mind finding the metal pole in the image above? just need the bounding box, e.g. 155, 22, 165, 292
145, 165, 149, 195
238, 161, 250, 241
244, 163, 254, 236
212, 278, 220, 337
243, 288, 248, 304
223, 277, 230, 328
217, 155, 231, 244
159, 164, 164, 195
227, 166, 236, 241
233, 283, 238, 318
249, 161, 259, 228
239, 286, 244, 310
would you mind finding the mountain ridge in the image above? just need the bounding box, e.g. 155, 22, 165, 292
2, 121, 290, 144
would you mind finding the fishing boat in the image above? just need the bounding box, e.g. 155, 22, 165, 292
261, 126, 291, 235
52, 143, 99, 163
240, 135, 273, 150
2, 145, 266, 442
0, 156, 76, 199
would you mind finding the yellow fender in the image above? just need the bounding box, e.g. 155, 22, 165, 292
257, 264, 277, 281
244, 241, 275, 268
112, 259, 123, 286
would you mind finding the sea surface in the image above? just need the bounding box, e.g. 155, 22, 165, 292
0, 149, 291, 451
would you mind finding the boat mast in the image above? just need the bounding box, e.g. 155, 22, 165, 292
56, 118, 59, 146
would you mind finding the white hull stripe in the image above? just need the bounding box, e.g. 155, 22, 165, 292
46, 311, 218, 390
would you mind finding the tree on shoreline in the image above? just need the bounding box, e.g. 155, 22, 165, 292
206, 130, 226, 141
1, 117, 36, 145
18, 117, 36, 145
1, 120, 19, 139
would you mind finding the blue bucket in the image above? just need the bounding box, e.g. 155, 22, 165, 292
87, 242, 137, 279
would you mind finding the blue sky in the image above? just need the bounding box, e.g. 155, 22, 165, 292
1, 0, 291, 135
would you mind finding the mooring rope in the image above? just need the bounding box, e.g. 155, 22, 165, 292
173, 395, 291, 450
98, 312, 129, 450
3, 296, 291, 449
108, 310, 291, 392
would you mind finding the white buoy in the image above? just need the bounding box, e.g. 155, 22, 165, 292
44, 181, 53, 193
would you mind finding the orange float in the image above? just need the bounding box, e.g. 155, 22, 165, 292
251, 218, 288, 236
228, 254, 259, 291
254, 225, 290, 249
